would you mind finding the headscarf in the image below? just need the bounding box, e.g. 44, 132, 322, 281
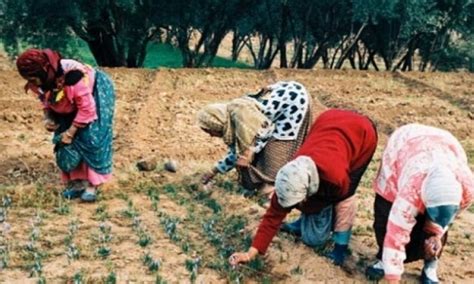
197, 103, 228, 138
16, 48, 62, 91
275, 155, 319, 208
422, 165, 462, 230
197, 97, 273, 155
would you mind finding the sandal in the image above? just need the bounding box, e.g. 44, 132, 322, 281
81, 186, 97, 202
62, 180, 86, 199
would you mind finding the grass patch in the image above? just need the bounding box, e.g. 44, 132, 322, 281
143, 43, 251, 69
67, 40, 250, 69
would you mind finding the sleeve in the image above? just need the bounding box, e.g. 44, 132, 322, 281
69, 75, 98, 127
253, 135, 271, 154
334, 195, 357, 233
251, 194, 290, 254
215, 145, 238, 173
382, 195, 420, 281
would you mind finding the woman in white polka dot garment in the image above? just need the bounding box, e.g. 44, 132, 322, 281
199, 81, 314, 204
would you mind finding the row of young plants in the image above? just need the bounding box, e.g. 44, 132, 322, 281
93, 202, 119, 283
142, 181, 270, 283
121, 197, 162, 273
0, 196, 12, 271
24, 211, 46, 283
144, 184, 196, 283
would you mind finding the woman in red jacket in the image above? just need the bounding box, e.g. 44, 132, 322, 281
229, 109, 378, 266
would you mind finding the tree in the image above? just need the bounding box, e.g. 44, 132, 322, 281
161, 0, 253, 68
288, 0, 352, 69
236, 0, 282, 69
0, 0, 161, 67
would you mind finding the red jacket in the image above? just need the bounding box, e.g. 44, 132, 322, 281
252, 109, 378, 254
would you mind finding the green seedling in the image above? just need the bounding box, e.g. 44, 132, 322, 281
95, 204, 109, 221
66, 243, 80, 262
138, 230, 152, 247
185, 257, 201, 283
155, 274, 167, 284
1, 196, 12, 209
54, 194, 71, 215
160, 214, 180, 242
29, 252, 43, 277
97, 246, 111, 259
73, 271, 84, 284
38, 276, 46, 284
181, 241, 190, 253
163, 184, 177, 199
143, 252, 161, 272
122, 200, 139, 219
0, 208, 6, 223
105, 271, 117, 284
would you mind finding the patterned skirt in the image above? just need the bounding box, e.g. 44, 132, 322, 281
53, 70, 115, 174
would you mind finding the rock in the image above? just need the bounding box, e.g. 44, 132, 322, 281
468, 112, 474, 120
5, 114, 16, 123
164, 160, 178, 173
136, 157, 157, 171
448, 110, 454, 115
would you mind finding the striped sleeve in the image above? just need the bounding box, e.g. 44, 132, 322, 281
383, 196, 419, 280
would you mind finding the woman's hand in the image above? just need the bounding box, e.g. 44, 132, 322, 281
60, 131, 74, 144
236, 149, 254, 168
44, 119, 59, 132
202, 168, 217, 185
229, 247, 258, 266
424, 235, 442, 259
60, 126, 78, 145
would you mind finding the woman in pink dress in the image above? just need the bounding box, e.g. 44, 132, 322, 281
366, 124, 474, 283
16, 49, 115, 202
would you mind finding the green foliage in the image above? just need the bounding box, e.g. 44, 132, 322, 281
185, 257, 201, 283
155, 275, 167, 284
97, 246, 111, 259
1, 0, 471, 71
95, 222, 112, 259
105, 272, 117, 284
53, 197, 71, 216
143, 252, 161, 272
73, 271, 84, 284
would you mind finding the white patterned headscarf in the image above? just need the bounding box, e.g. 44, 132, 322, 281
422, 165, 462, 229
422, 165, 462, 207
275, 156, 319, 208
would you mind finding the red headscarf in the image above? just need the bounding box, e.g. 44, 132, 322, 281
16, 48, 62, 91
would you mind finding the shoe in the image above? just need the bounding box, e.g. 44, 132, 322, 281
365, 260, 385, 281
63, 188, 84, 199
280, 217, 302, 236
80, 190, 97, 202
326, 244, 348, 266
62, 180, 87, 199
421, 269, 439, 284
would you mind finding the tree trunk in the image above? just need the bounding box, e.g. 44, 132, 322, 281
290, 39, 304, 68
335, 23, 367, 69
330, 35, 349, 69
85, 30, 125, 67
231, 32, 247, 62
363, 50, 377, 71
301, 44, 326, 69
279, 2, 289, 68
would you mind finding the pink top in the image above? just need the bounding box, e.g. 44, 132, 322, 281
35, 59, 97, 126
374, 124, 474, 280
